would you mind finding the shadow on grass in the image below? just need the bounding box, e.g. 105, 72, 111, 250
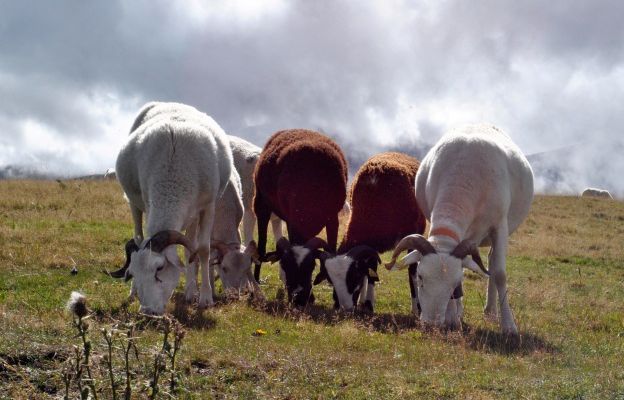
460, 323, 559, 355
252, 299, 557, 355
169, 292, 218, 330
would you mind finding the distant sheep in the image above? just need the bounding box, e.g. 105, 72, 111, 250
318, 152, 426, 312
386, 124, 534, 335
112, 102, 234, 314
254, 129, 348, 305
581, 187, 613, 199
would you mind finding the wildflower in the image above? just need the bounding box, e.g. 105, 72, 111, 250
67, 291, 89, 318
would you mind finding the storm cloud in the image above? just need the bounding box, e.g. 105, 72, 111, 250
1, 1, 623, 195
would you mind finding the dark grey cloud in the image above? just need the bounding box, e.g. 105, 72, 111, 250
0, 1, 623, 196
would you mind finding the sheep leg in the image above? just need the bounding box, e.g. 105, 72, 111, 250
242, 209, 256, 245
325, 214, 339, 253
197, 205, 217, 308
245, 269, 265, 301
270, 214, 283, 241
484, 246, 498, 320
489, 223, 518, 335
130, 204, 144, 243
184, 218, 200, 302
254, 194, 272, 282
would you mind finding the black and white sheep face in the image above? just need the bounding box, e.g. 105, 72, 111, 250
322, 254, 378, 311
126, 247, 182, 316
403, 251, 481, 327
276, 245, 319, 307
323, 256, 361, 311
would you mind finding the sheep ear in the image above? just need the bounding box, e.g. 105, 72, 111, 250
462, 257, 488, 277
401, 250, 422, 267
264, 251, 280, 264
245, 240, 259, 256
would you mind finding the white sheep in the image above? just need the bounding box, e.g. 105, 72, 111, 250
386, 124, 534, 335
115, 102, 233, 314
227, 135, 283, 246
581, 187, 613, 199
202, 165, 263, 299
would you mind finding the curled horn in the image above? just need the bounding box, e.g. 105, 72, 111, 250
450, 240, 489, 276
275, 237, 291, 252
346, 245, 381, 265
304, 237, 329, 251
108, 238, 140, 278
385, 234, 436, 270
144, 230, 196, 261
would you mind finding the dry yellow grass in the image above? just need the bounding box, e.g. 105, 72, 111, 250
0, 179, 623, 399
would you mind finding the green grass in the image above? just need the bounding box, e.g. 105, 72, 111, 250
1, 179, 623, 399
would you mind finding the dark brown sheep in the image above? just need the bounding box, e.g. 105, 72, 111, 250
336, 152, 427, 314
253, 129, 347, 304
339, 152, 426, 253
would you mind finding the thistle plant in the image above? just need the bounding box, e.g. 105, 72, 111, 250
66, 291, 98, 400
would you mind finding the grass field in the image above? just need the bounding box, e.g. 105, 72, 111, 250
1, 179, 623, 399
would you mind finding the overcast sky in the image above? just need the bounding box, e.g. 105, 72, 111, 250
1, 1, 623, 194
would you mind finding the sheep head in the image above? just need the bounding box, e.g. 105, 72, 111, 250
314, 245, 380, 311
124, 230, 196, 315
211, 240, 260, 291
267, 236, 328, 307
391, 235, 488, 328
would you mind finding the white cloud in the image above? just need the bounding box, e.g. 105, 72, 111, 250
0, 0, 622, 195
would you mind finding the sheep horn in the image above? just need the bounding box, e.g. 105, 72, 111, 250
144, 230, 196, 256
304, 237, 329, 251
385, 234, 435, 270
108, 238, 140, 278
450, 240, 489, 275
210, 241, 231, 256
275, 237, 291, 253
346, 245, 381, 265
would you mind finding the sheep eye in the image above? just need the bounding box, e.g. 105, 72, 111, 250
154, 265, 164, 282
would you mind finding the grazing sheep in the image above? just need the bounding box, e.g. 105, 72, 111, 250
254, 129, 348, 304
227, 135, 283, 246
199, 166, 263, 299
581, 187, 613, 199
386, 124, 534, 334
313, 245, 381, 312
319, 152, 425, 312
113, 102, 233, 314
265, 237, 329, 306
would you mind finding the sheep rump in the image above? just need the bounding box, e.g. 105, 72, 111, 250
339, 152, 426, 253
254, 129, 347, 253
